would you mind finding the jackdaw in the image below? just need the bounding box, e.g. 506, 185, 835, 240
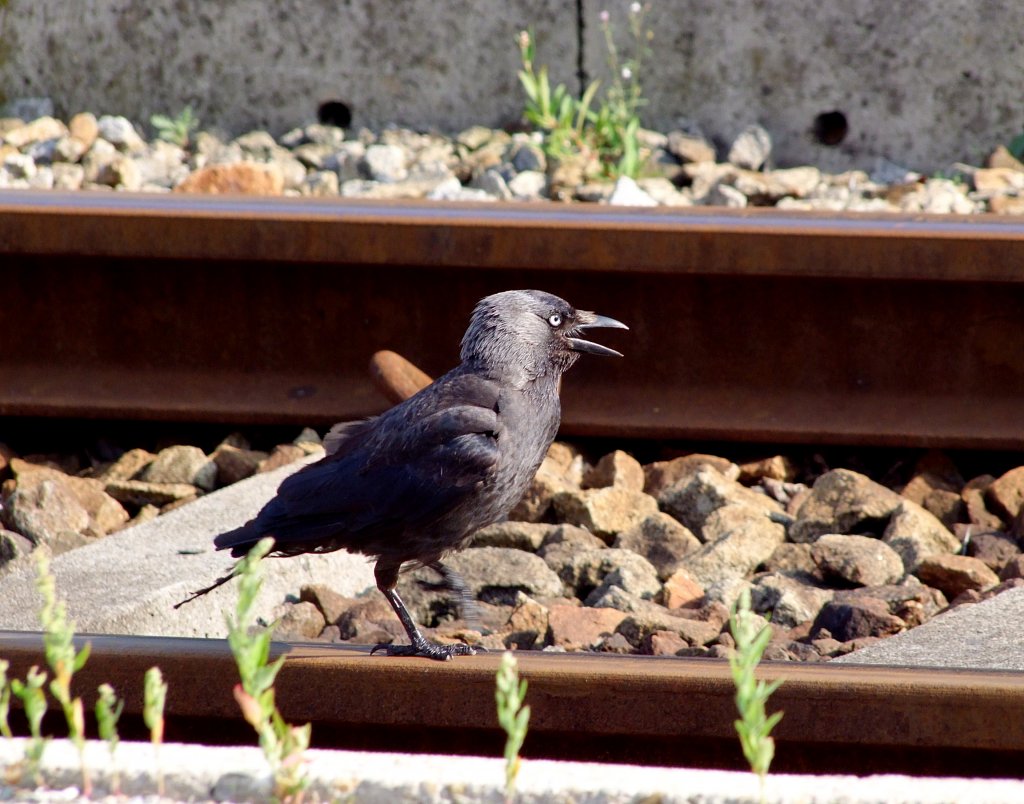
178, 289, 626, 660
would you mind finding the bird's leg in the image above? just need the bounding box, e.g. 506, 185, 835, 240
370, 561, 476, 661
419, 560, 484, 632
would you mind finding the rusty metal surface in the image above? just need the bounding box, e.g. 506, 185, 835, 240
3, 191, 1024, 447
1, 631, 1023, 776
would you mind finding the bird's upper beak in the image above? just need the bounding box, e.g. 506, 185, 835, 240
567, 311, 628, 357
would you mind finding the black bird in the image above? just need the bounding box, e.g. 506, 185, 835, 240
178, 290, 626, 660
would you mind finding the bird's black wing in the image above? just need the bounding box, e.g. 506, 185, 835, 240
215, 371, 500, 557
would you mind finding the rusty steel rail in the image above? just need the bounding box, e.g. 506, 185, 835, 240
1, 631, 1023, 778
3, 191, 1024, 447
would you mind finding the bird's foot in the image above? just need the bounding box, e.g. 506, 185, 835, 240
370, 639, 479, 661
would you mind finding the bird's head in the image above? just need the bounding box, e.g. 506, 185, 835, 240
460, 290, 627, 385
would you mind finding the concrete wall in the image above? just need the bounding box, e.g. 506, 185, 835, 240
0, 0, 1021, 172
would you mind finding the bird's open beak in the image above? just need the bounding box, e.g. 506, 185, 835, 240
567, 312, 628, 357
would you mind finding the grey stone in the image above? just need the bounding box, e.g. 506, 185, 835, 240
470, 520, 554, 551
362, 143, 408, 183
96, 115, 145, 151
613, 512, 700, 581
2, 475, 89, 545
750, 572, 833, 628
812, 596, 905, 642
727, 124, 772, 170
552, 486, 659, 542
790, 468, 906, 543
470, 167, 513, 199
882, 501, 960, 571
510, 141, 546, 173
677, 505, 786, 586
583, 552, 661, 605
557, 547, 657, 600
660, 468, 780, 535
811, 533, 905, 586
142, 445, 217, 492
507, 169, 548, 199
445, 547, 563, 605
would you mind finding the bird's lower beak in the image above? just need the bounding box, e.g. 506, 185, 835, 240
567, 313, 628, 357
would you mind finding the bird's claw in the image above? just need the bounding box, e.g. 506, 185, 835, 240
370, 640, 478, 661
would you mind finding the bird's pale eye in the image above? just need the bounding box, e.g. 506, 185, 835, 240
547, 313, 562, 327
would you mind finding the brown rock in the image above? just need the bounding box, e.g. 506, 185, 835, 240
582, 450, 645, 492
882, 501, 960, 571
679, 504, 786, 585
175, 162, 285, 195
738, 455, 796, 483
0, 442, 14, 477
762, 542, 817, 575
660, 469, 781, 536
643, 454, 738, 499
0, 529, 34, 565
300, 584, 354, 624
11, 464, 129, 535
504, 592, 550, 650
1000, 555, 1024, 581
812, 596, 905, 641
336, 593, 406, 642
257, 444, 306, 473
142, 445, 216, 491
4, 116, 68, 148
273, 601, 327, 641
961, 475, 1004, 531
1, 474, 90, 545
213, 444, 269, 486
915, 554, 1000, 599
613, 512, 700, 580
900, 471, 964, 529
988, 144, 1024, 170
68, 112, 99, 150
662, 568, 705, 609
791, 468, 904, 543
972, 167, 1024, 193
104, 479, 199, 507
646, 630, 688, 656
547, 604, 626, 650
986, 467, 1024, 523
811, 534, 905, 586
471, 521, 554, 551
99, 448, 155, 482
965, 530, 1020, 573
552, 486, 658, 542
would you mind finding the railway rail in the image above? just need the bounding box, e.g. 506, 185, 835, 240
3, 191, 1024, 448
1, 631, 1023, 779
4, 192, 1024, 781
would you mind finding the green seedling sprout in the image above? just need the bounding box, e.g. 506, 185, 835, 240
729, 587, 784, 801
0, 658, 12, 739
143, 666, 168, 797
495, 651, 530, 802
150, 105, 199, 149
10, 665, 49, 787
36, 553, 91, 795
96, 683, 124, 794
227, 537, 311, 802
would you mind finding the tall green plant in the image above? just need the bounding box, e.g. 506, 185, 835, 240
729, 588, 784, 800
516, 2, 653, 179
36, 553, 91, 795
227, 538, 311, 802
495, 651, 530, 802
10, 665, 49, 786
